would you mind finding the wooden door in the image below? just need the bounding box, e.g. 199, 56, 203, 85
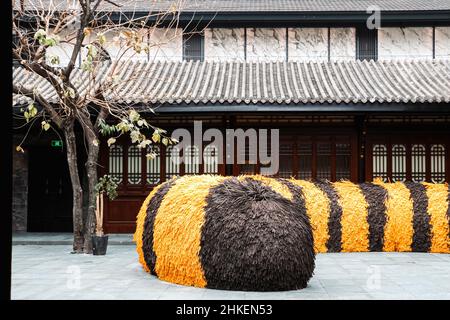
28, 147, 73, 232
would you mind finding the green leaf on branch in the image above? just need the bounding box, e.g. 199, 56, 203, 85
95, 174, 118, 200
98, 119, 117, 136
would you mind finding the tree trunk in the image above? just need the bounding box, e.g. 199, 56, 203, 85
82, 126, 100, 254
64, 121, 84, 253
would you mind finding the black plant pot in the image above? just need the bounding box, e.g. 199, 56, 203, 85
92, 235, 108, 255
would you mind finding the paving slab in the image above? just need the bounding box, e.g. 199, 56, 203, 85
10, 245, 450, 300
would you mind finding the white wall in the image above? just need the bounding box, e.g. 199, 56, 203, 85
330, 28, 356, 61
47, 26, 445, 65
246, 28, 286, 61
288, 28, 328, 61
46, 27, 184, 66
148, 28, 183, 61
204, 27, 356, 62
102, 29, 149, 62
378, 27, 433, 60
435, 27, 450, 59
46, 29, 87, 67
205, 28, 245, 61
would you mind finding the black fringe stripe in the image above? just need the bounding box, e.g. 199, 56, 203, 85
278, 178, 308, 220
142, 179, 176, 275
359, 183, 388, 252
405, 182, 432, 252
314, 181, 343, 252
199, 177, 315, 291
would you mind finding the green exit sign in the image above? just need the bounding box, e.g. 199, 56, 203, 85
51, 140, 63, 148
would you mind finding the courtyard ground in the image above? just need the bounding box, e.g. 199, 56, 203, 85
10, 235, 450, 300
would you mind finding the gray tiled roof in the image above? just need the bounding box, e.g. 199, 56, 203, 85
13, 59, 450, 107
16, 0, 450, 12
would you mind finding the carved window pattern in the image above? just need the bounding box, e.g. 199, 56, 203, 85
336, 143, 351, 180
166, 145, 180, 179
392, 144, 406, 182
370, 141, 447, 183
411, 144, 426, 183
372, 144, 387, 182
278, 143, 293, 178
185, 145, 200, 174
239, 143, 257, 175
109, 145, 123, 184
317, 143, 331, 180
298, 143, 312, 180
146, 145, 160, 185
127, 145, 142, 184
431, 144, 446, 183
204, 145, 219, 174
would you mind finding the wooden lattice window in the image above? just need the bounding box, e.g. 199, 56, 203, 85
146, 145, 160, 185
431, 144, 446, 183
317, 143, 332, 180
369, 140, 447, 183
204, 145, 219, 174
298, 143, 312, 180
336, 143, 351, 180
411, 144, 426, 182
127, 145, 142, 184
392, 144, 406, 182
109, 145, 123, 184
185, 145, 200, 174
278, 143, 293, 178
238, 142, 257, 175
372, 144, 387, 182
165, 146, 180, 180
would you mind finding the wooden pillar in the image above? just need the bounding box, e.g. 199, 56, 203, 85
356, 115, 367, 183
224, 115, 235, 176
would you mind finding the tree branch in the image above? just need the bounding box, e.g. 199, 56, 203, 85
13, 84, 64, 128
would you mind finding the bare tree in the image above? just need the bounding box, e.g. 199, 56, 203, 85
12, 0, 189, 253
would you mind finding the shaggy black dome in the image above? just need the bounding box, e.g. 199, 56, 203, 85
199, 177, 315, 291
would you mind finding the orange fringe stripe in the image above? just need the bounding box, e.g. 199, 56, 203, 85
423, 183, 450, 253
374, 180, 414, 252
289, 179, 330, 253
133, 183, 166, 273
334, 181, 370, 252
153, 175, 226, 287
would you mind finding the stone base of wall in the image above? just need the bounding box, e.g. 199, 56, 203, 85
12, 135, 28, 232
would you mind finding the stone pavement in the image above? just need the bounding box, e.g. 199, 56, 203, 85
12, 232, 133, 245
11, 244, 450, 300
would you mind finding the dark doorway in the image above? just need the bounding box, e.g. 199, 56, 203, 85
28, 146, 73, 232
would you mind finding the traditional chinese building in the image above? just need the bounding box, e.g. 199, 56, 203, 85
13, 0, 450, 233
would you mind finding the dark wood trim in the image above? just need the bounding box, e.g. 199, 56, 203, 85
432, 26, 436, 59
425, 144, 432, 182
406, 141, 412, 181
103, 10, 450, 28
244, 28, 247, 61
330, 139, 336, 181
149, 102, 450, 114
285, 27, 289, 62
327, 27, 331, 62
